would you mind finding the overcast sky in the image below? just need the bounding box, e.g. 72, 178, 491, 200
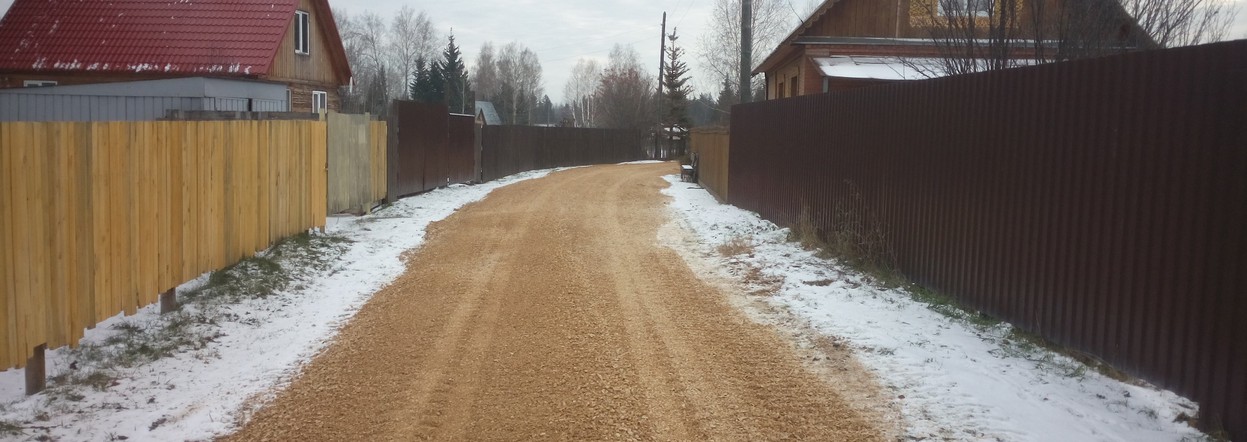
326, 0, 728, 102
2, 0, 1246, 102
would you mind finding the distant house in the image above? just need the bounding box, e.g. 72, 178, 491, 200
755, 0, 1148, 100
475, 101, 501, 126
0, 0, 351, 113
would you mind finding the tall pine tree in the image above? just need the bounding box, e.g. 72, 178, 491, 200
662, 29, 692, 155
441, 34, 474, 114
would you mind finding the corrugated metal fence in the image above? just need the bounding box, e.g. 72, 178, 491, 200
480, 126, 645, 182
728, 41, 1246, 437
387, 101, 476, 200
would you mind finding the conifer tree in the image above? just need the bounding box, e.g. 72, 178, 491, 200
441, 34, 474, 114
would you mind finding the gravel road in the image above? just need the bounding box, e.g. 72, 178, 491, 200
224, 163, 884, 441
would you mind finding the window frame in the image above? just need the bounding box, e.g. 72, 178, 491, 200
312, 90, 327, 113
938, 0, 991, 17
294, 10, 311, 55
23, 80, 57, 87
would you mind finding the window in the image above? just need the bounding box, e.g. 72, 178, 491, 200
312, 91, 327, 113
789, 75, 798, 97
285, 89, 293, 111
939, 0, 991, 17
23, 80, 57, 87
294, 10, 310, 55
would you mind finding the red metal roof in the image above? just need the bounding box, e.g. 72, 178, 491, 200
0, 0, 303, 78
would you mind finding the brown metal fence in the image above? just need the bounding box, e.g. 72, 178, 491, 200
386, 101, 477, 200
728, 40, 1246, 437
480, 126, 646, 182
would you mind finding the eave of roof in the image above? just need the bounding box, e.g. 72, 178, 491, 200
754, 0, 842, 75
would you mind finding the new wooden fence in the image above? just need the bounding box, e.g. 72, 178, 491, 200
326, 112, 387, 214
0, 120, 327, 370
728, 40, 1246, 437
689, 128, 729, 200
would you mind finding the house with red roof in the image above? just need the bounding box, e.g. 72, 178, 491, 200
0, 0, 351, 113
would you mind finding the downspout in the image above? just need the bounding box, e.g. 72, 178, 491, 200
896, 0, 902, 38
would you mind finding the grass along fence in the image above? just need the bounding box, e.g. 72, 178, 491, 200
0, 120, 328, 373
689, 128, 729, 200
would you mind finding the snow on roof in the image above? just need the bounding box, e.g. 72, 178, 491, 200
814, 56, 942, 81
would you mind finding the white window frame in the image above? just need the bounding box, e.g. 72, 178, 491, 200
312, 90, 327, 113
23, 80, 57, 87
939, 0, 991, 17
294, 10, 311, 55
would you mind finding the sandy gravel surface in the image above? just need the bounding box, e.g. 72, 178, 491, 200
223, 163, 885, 441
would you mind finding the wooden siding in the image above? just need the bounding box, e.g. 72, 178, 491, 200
805, 0, 920, 38
268, 0, 343, 88
0, 120, 327, 370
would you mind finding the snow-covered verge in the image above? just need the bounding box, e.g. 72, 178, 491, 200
659, 175, 1210, 442
0, 169, 564, 442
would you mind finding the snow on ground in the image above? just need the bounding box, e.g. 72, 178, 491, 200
0, 169, 563, 442
659, 175, 1208, 442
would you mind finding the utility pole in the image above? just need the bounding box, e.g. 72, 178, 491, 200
740, 0, 753, 104
656, 11, 667, 159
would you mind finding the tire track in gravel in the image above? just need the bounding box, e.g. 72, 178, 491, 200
223, 162, 886, 441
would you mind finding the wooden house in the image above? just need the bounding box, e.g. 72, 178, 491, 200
0, 0, 351, 113
756, 0, 1150, 100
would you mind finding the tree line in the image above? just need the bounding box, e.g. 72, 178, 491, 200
332, 0, 1231, 130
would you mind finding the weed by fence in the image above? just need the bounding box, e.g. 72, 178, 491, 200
728, 40, 1246, 437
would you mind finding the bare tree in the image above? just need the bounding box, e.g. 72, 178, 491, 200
910, 0, 1239, 77
389, 6, 437, 99
696, 0, 805, 91
596, 44, 655, 132
473, 43, 499, 104
563, 59, 602, 128
475, 42, 544, 125
333, 7, 365, 111
1119, 0, 1237, 47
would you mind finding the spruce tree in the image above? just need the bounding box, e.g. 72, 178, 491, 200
715, 77, 737, 126
441, 34, 474, 114
663, 29, 693, 153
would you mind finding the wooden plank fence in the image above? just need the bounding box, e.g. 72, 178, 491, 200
0, 120, 327, 370
326, 112, 387, 214
689, 128, 729, 200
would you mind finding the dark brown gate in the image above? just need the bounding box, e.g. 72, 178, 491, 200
387, 101, 478, 200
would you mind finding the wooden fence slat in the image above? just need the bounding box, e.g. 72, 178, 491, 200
48, 123, 70, 348
0, 121, 14, 368
12, 123, 35, 365
29, 122, 51, 359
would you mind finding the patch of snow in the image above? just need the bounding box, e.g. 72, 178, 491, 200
0, 168, 565, 441
659, 175, 1207, 442
618, 160, 667, 165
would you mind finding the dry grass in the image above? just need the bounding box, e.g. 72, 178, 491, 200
717, 235, 755, 257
